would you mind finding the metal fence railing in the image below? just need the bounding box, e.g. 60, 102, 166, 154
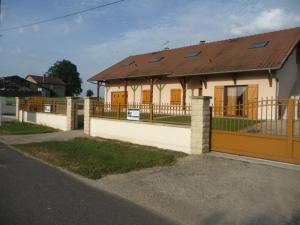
212, 97, 300, 137
20, 97, 67, 115
294, 99, 300, 138
92, 101, 191, 125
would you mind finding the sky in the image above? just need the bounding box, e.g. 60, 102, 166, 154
0, 0, 299, 96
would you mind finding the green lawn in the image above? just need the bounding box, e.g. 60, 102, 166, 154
154, 115, 191, 124
94, 112, 259, 129
0, 121, 56, 135
212, 117, 258, 131
96, 112, 191, 124
15, 138, 186, 179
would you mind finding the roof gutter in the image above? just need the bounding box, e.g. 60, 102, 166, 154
169, 67, 281, 78
88, 73, 170, 82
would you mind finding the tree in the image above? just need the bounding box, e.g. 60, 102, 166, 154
46, 59, 82, 96
86, 89, 94, 97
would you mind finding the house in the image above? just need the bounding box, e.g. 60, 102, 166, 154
88, 27, 300, 118
0, 75, 50, 97
25, 75, 66, 97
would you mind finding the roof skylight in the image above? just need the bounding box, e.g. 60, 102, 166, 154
123, 60, 135, 67
149, 57, 164, 63
249, 41, 269, 49
185, 50, 201, 58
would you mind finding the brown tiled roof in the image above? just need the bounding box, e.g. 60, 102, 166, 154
89, 27, 300, 81
26, 75, 65, 85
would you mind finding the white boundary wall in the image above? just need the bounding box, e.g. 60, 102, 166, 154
21, 111, 68, 131
90, 117, 191, 154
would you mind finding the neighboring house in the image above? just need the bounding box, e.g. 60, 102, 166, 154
0, 75, 50, 97
25, 75, 66, 97
89, 27, 300, 118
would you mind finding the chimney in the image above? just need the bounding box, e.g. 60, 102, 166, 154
200, 40, 206, 44
43, 74, 45, 83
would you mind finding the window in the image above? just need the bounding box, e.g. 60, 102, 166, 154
185, 50, 201, 58
149, 56, 164, 63
142, 90, 151, 104
170, 89, 181, 105
123, 60, 135, 67
249, 41, 269, 49
224, 86, 247, 116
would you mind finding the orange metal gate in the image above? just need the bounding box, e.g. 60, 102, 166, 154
211, 98, 300, 164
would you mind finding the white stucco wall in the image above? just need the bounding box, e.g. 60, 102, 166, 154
90, 117, 191, 154
202, 73, 277, 101
106, 78, 184, 104
21, 111, 68, 131
105, 73, 276, 105
277, 48, 300, 98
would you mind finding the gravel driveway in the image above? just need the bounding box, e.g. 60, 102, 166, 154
95, 154, 300, 225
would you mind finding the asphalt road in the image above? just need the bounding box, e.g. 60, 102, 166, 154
0, 142, 175, 225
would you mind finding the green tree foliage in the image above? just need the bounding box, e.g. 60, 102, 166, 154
86, 89, 94, 97
46, 59, 82, 96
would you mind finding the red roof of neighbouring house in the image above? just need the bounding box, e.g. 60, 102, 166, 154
89, 27, 300, 81
26, 75, 65, 85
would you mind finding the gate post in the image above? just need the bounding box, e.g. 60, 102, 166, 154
191, 96, 212, 154
84, 97, 92, 135
16, 97, 24, 122
287, 97, 295, 159
66, 97, 78, 131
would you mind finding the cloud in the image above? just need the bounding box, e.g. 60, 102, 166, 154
230, 8, 300, 35
18, 28, 24, 34
75, 14, 83, 24
11, 47, 23, 56
33, 24, 40, 32
0, 8, 4, 23
63, 24, 70, 33
78, 2, 226, 75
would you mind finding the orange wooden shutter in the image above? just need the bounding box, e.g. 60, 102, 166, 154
171, 89, 181, 105
142, 90, 150, 104
214, 86, 224, 117
247, 85, 258, 119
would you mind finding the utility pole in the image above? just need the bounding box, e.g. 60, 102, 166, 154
0, 0, 2, 24
0, 0, 2, 125
0, 97, 3, 126
0, 0, 2, 124
0, 0, 2, 37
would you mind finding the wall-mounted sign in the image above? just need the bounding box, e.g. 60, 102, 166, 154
127, 108, 140, 121
44, 104, 51, 113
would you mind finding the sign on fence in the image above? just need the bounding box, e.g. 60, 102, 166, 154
127, 108, 140, 121
44, 104, 51, 113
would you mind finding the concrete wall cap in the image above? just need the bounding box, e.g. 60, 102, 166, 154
66, 96, 75, 99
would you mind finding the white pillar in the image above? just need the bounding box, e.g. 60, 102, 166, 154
66, 97, 78, 131
191, 96, 212, 154
84, 97, 92, 135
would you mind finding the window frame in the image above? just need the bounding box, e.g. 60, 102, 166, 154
249, 41, 269, 49
223, 85, 248, 117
